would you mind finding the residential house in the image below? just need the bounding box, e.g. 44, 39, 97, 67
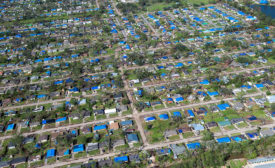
177, 124, 192, 134
29, 122, 40, 128
205, 122, 218, 129
116, 105, 128, 112
126, 134, 139, 144
98, 159, 112, 167
231, 118, 244, 125
164, 129, 178, 139
233, 102, 244, 111
109, 122, 119, 130
260, 129, 275, 137
217, 120, 231, 127
120, 120, 133, 127
81, 126, 91, 135
170, 144, 186, 159
86, 143, 99, 152
129, 154, 141, 163
94, 109, 104, 116
10, 157, 27, 166
104, 108, 116, 115
29, 155, 41, 163
38, 135, 49, 143
69, 113, 80, 120
156, 148, 171, 156
112, 139, 125, 148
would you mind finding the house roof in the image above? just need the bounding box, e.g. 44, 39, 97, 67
156, 148, 171, 155
218, 120, 231, 127
120, 120, 133, 126
170, 144, 186, 156
173, 111, 182, 117
73, 144, 84, 153
114, 156, 128, 163
145, 116, 156, 122
127, 134, 139, 143
109, 122, 119, 130
93, 125, 107, 131
159, 114, 169, 120
190, 123, 204, 131
46, 149, 56, 158
186, 142, 201, 150
216, 137, 231, 143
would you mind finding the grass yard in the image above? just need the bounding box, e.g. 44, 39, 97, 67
96, 115, 107, 120
168, 135, 180, 141
88, 149, 100, 156
237, 122, 249, 128
182, 132, 194, 139
109, 113, 118, 118
146, 120, 179, 144
224, 125, 236, 131
16, 163, 28, 168
210, 127, 221, 133
122, 110, 132, 115
74, 152, 87, 159
47, 157, 56, 164
227, 159, 247, 168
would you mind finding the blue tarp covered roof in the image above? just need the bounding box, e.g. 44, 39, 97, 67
73, 144, 84, 153
6, 123, 15, 131
217, 103, 230, 111
159, 114, 169, 120
187, 109, 195, 117
46, 149, 56, 158
216, 137, 231, 143
187, 142, 201, 149
114, 156, 128, 163
56, 117, 67, 123
173, 111, 181, 117
145, 116, 156, 122
93, 125, 107, 131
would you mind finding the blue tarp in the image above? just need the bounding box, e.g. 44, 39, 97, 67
159, 114, 169, 120
200, 79, 209, 85
114, 156, 128, 163
217, 103, 230, 111
173, 111, 181, 117
73, 144, 84, 153
216, 137, 231, 143
93, 125, 107, 131
187, 110, 195, 117
255, 83, 264, 88
6, 123, 15, 131
187, 142, 201, 149
46, 149, 56, 158
207, 91, 219, 96
231, 136, 243, 142
145, 116, 156, 122
56, 117, 67, 123
175, 97, 184, 102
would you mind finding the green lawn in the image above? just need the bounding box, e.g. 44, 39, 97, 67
146, 120, 179, 144
237, 122, 249, 128
168, 135, 180, 141
224, 125, 236, 131
74, 152, 87, 159
182, 132, 194, 139
227, 159, 247, 168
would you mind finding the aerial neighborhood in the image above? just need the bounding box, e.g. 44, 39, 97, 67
0, 0, 274, 167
